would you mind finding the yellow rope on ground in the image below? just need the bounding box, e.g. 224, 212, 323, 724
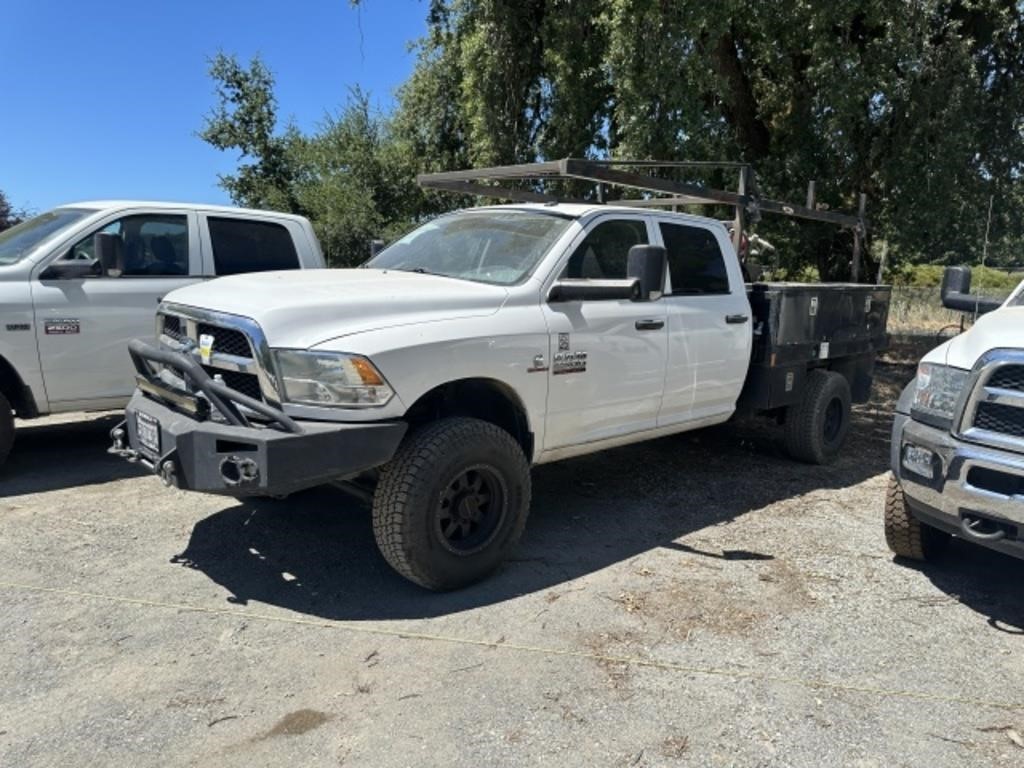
2, 578, 1021, 711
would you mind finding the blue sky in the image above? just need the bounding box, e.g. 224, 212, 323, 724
1, 0, 428, 213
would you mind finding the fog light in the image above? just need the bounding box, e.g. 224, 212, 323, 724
902, 444, 936, 479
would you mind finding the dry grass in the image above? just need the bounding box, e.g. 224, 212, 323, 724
887, 287, 970, 334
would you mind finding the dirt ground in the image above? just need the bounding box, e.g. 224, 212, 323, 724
3, 343, 1024, 767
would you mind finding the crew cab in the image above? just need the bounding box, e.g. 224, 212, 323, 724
0, 201, 324, 468
112, 200, 890, 590
886, 268, 1024, 562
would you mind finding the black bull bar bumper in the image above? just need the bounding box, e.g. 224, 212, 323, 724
110, 339, 406, 495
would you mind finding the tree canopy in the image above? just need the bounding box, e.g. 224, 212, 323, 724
201, 1, 1024, 275
0, 190, 23, 233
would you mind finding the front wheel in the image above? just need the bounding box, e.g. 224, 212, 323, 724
884, 474, 948, 560
371, 417, 531, 590
0, 391, 14, 469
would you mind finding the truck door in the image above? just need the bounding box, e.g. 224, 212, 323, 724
656, 219, 751, 426
541, 216, 668, 449
31, 210, 201, 408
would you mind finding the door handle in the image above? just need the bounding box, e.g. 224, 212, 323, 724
725, 314, 749, 324
635, 319, 665, 331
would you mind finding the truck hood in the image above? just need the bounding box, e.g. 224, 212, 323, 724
163, 269, 509, 348
923, 306, 1024, 369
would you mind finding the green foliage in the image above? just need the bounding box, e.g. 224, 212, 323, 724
199, 54, 302, 212
886, 262, 1022, 291
201, 3, 1024, 278
199, 56, 429, 265
0, 190, 23, 232
395, 0, 1024, 278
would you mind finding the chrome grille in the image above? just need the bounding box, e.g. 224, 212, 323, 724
974, 402, 1024, 438
157, 306, 279, 405
960, 352, 1024, 454
990, 365, 1024, 392
196, 322, 251, 358
162, 314, 184, 341
203, 366, 263, 401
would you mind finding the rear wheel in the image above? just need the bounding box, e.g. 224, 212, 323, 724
884, 474, 948, 560
371, 417, 531, 590
0, 391, 14, 469
784, 369, 852, 464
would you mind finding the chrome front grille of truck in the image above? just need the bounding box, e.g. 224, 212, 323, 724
974, 402, 1024, 438
195, 323, 252, 358
989, 365, 1024, 392
156, 305, 280, 405
959, 351, 1024, 454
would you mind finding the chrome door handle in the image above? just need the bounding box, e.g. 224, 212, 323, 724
725, 314, 749, 324
635, 319, 665, 331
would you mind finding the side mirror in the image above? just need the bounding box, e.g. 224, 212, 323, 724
940, 265, 1002, 315
369, 239, 386, 258
95, 232, 124, 277
627, 244, 667, 301
549, 278, 641, 302
39, 259, 101, 280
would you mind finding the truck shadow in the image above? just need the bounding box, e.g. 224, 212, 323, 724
1, 414, 146, 497
168, 404, 899, 620
906, 542, 1024, 635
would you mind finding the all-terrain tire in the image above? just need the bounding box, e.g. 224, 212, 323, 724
372, 417, 531, 590
784, 369, 852, 464
884, 474, 948, 560
0, 390, 14, 469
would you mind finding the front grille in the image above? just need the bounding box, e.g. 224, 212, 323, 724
157, 311, 269, 404
162, 315, 184, 341
989, 365, 1024, 392
196, 323, 251, 358
974, 402, 1024, 438
203, 367, 262, 401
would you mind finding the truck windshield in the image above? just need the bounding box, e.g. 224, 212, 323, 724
1009, 281, 1024, 307
366, 210, 572, 285
0, 208, 94, 266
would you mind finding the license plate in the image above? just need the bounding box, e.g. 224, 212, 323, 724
135, 411, 161, 457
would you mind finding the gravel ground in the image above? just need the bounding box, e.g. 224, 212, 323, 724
2, 347, 1024, 767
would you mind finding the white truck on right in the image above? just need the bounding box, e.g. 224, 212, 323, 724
886, 267, 1024, 561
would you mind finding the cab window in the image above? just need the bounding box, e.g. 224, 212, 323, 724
208, 217, 299, 275
660, 222, 730, 295
561, 219, 648, 280
67, 214, 189, 276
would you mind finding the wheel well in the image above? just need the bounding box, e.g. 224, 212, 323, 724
0, 356, 37, 418
404, 379, 534, 461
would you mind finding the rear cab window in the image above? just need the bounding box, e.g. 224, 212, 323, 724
206, 217, 300, 276
659, 221, 732, 295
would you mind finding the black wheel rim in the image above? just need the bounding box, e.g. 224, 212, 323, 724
823, 398, 844, 444
435, 464, 507, 556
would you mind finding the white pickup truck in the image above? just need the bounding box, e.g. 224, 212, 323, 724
0, 201, 324, 467
113, 200, 891, 590
886, 269, 1024, 562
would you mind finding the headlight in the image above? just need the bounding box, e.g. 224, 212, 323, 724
911, 362, 968, 427
274, 350, 394, 407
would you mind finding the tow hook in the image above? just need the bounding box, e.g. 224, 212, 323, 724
158, 460, 179, 488
960, 513, 1010, 542
220, 455, 260, 486
107, 424, 139, 462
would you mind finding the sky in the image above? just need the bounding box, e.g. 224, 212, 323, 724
1, 0, 428, 213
